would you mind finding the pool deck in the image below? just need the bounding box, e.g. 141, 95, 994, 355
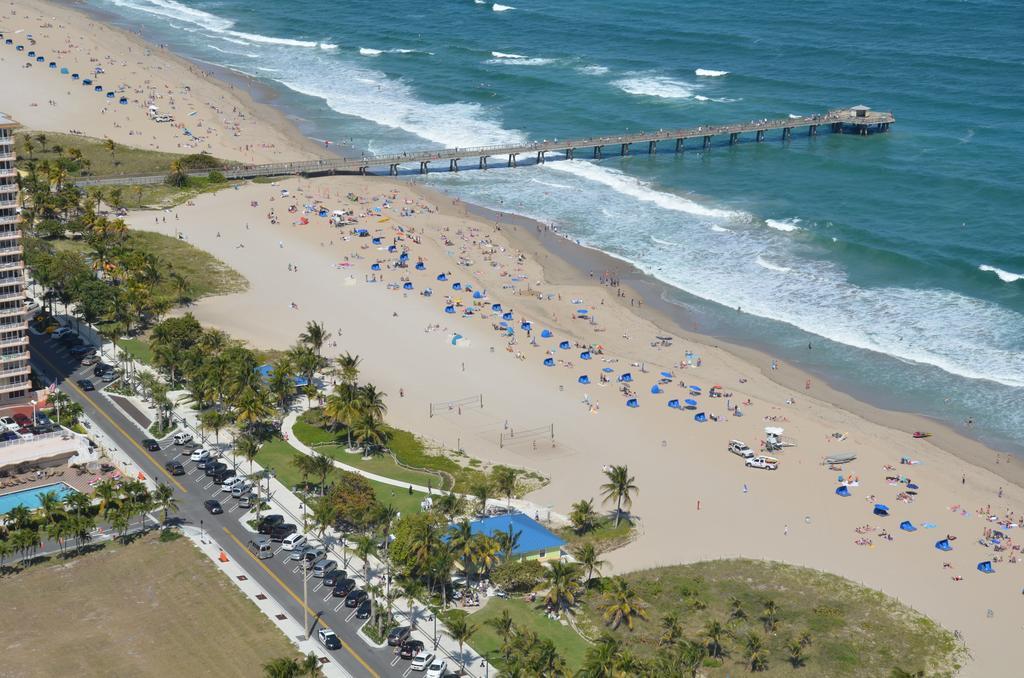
0, 467, 93, 498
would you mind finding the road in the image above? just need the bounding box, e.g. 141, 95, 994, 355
30, 335, 429, 678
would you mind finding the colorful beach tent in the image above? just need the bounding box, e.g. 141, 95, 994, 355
415, 261, 426, 270
619, 373, 633, 382
578, 375, 590, 384
502, 313, 513, 320
437, 273, 448, 281
935, 539, 952, 551
667, 399, 680, 409
403, 282, 413, 290
559, 341, 571, 350
626, 398, 639, 408
452, 282, 462, 290
977, 561, 994, 574
651, 384, 663, 394
580, 351, 592, 360
491, 303, 502, 311
899, 520, 917, 532
541, 329, 553, 338
521, 321, 532, 331
694, 412, 707, 422
835, 486, 851, 497
873, 504, 890, 517
543, 358, 555, 367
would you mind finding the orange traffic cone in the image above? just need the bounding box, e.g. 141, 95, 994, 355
219, 551, 229, 563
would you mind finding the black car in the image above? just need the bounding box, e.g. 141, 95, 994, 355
322, 570, 349, 587
344, 589, 368, 608
164, 460, 185, 476
35, 412, 54, 428
269, 523, 297, 542
204, 461, 227, 477
69, 345, 95, 357
258, 514, 285, 534
93, 363, 112, 377
212, 469, 236, 485
204, 499, 223, 515
399, 639, 425, 659
76, 379, 95, 391
355, 599, 372, 620
331, 578, 357, 597
0, 430, 18, 442
387, 626, 412, 647
58, 334, 83, 347
141, 438, 161, 452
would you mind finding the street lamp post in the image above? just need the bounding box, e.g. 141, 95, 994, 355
30, 399, 37, 426
432, 613, 437, 651
302, 557, 309, 639
200, 519, 205, 544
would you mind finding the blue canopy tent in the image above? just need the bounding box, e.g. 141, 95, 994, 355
388, 245, 398, 253
660, 371, 673, 378
415, 261, 426, 271
626, 398, 639, 408
399, 252, 409, 262
619, 373, 633, 382
491, 303, 502, 311
977, 561, 994, 574
71, 73, 79, 79
502, 313, 513, 321
578, 375, 590, 384
119, 96, 128, 105
452, 282, 462, 290
689, 385, 702, 394
835, 486, 851, 497
49, 61, 57, 68
577, 308, 589, 315
27, 50, 36, 57
94, 85, 104, 92
403, 282, 413, 290
521, 321, 532, 331
694, 412, 707, 422
667, 399, 681, 409
37, 56, 45, 63
602, 367, 614, 373
106, 91, 114, 98
684, 398, 698, 408
899, 520, 917, 532
469, 291, 481, 300
935, 539, 953, 551
651, 384, 663, 394
559, 341, 571, 350
82, 78, 92, 85
580, 351, 592, 360
372, 237, 382, 244
356, 229, 369, 237
60, 67, 69, 74
370, 263, 381, 271
873, 504, 890, 517
444, 305, 455, 314
543, 358, 555, 367
437, 273, 448, 281
907, 483, 919, 490
541, 329, 553, 338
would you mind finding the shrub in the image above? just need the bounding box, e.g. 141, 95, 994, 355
207, 170, 226, 183
491, 559, 546, 592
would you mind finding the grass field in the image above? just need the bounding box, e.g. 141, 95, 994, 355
576, 559, 964, 677
118, 337, 155, 365
464, 598, 591, 673
0, 533, 296, 677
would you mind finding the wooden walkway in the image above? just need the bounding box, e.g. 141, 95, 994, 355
73, 106, 894, 187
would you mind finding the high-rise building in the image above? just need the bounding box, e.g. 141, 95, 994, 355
0, 114, 31, 402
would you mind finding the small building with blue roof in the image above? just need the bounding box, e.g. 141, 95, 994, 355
462, 513, 566, 562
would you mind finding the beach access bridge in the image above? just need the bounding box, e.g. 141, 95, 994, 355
73, 105, 894, 187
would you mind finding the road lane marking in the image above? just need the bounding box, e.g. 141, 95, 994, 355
32, 350, 188, 493
222, 527, 379, 678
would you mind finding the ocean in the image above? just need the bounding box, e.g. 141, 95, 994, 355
87, 0, 1024, 453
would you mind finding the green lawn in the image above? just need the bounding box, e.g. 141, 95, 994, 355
556, 516, 635, 553
576, 559, 964, 677
465, 598, 591, 673
118, 337, 154, 365
314, 444, 440, 489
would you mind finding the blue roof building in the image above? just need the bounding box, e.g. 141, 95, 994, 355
462, 513, 566, 561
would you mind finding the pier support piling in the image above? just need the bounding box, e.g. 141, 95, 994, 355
419, 161, 428, 174
648, 140, 657, 154
729, 132, 739, 145
782, 127, 792, 141
620, 143, 630, 156
593, 145, 602, 159
675, 138, 683, 153
389, 164, 399, 176
536, 151, 545, 164
809, 124, 817, 137
703, 135, 712, 150
449, 158, 459, 172
565, 148, 575, 160
508, 154, 517, 168
478, 156, 488, 170
756, 129, 765, 142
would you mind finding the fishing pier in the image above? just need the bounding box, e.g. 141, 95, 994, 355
73, 106, 894, 186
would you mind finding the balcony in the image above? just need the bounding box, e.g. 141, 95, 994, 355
0, 379, 29, 395
0, 335, 28, 349
0, 361, 30, 376
0, 319, 27, 333
0, 290, 25, 304
0, 245, 23, 257
0, 260, 24, 273
0, 305, 24, 319
0, 168, 15, 179
0, 151, 13, 162
0, 199, 16, 210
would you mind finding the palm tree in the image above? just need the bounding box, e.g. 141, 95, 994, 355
890, 669, 926, 678
46, 520, 69, 556
492, 466, 517, 511
351, 414, 389, 455
787, 638, 806, 668
600, 576, 649, 630
659, 612, 683, 647
103, 138, 117, 166
35, 132, 48, 152
308, 451, 335, 495
445, 615, 477, 675
729, 595, 748, 622
357, 383, 387, 422
486, 610, 516, 660
600, 465, 638, 527
494, 523, 521, 562
703, 618, 729, 658
579, 634, 621, 677
262, 655, 301, 678
571, 542, 606, 586
267, 357, 295, 412
153, 483, 179, 525
0, 539, 12, 570
470, 482, 490, 516
300, 321, 332, 359
93, 479, 120, 517
353, 534, 377, 585
308, 497, 338, 544
38, 490, 65, 525
544, 560, 581, 618
569, 498, 598, 534
7, 504, 31, 530
299, 652, 322, 678
236, 434, 261, 475
23, 138, 35, 159
336, 352, 361, 386
323, 383, 361, 448
744, 632, 769, 672
675, 640, 709, 677
234, 385, 275, 431
761, 599, 780, 634
398, 576, 426, 632
448, 519, 477, 579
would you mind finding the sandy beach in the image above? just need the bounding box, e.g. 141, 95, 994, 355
5, 2, 1023, 675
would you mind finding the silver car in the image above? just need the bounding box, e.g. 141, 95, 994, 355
312, 559, 337, 577
291, 545, 326, 562
230, 480, 253, 497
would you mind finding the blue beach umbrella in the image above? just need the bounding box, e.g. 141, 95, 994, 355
835, 486, 851, 497
689, 385, 702, 393
372, 237, 382, 244
580, 351, 592, 360
388, 245, 397, 253
619, 373, 633, 382
577, 308, 589, 315
60, 67, 68, 74
444, 305, 455, 314
935, 539, 952, 551
899, 520, 917, 532
403, 282, 413, 290
471, 291, 483, 299
684, 398, 698, 408
520, 321, 532, 331
541, 329, 553, 338
667, 399, 680, 409
399, 252, 409, 262
437, 273, 448, 281
694, 412, 707, 422
106, 91, 114, 98
626, 398, 639, 408
502, 312, 513, 321
452, 282, 462, 290
491, 303, 502, 311
559, 341, 571, 350
873, 504, 890, 517
651, 384, 663, 394
602, 367, 614, 373
543, 358, 555, 367
977, 561, 994, 574
370, 263, 381, 271
415, 261, 425, 270
356, 229, 369, 236
660, 371, 673, 378
578, 375, 590, 384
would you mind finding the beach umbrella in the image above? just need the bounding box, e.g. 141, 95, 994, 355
37, 56, 45, 63
452, 282, 462, 290
399, 252, 409, 262
899, 520, 917, 532
388, 245, 398, 253
694, 412, 707, 422
660, 371, 673, 378
71, 73, 79, 79
578, 375, 590, 384
49, 61, 56, 68
577, 308, 589, 315
601, 367, 614, 373
667, 399, 680, 409
835, 486, 851, 497
626, 398, 639, 408
491, 303, 502, 311
651, 384, 663, 394
689, 385, 702, 393
502, 313, 513, 321
619, 373, 633, 382
935, 539, 952, 551
520, 321, 532, 331
543, 358, 555, 367
684, 398, 698, 407
444, 305, 455, 314
541, 329, 553, 338
415, 261, 425, 271
372, 237, 382, 244
907, 483, 919, 490
873, 504, 890, 517
580, 351, 592, 360
559, 341, 571, 350
403, 282, 413, 290
437, 273, 448, 281
977, 561, 995, 574
498, 321, 509, 328
106, 91, 114, 98
60, 67, 68, 74
119, 96, 128, 104
370, 263, 381, 271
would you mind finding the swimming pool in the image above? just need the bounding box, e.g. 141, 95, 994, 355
0, 482, 76, 514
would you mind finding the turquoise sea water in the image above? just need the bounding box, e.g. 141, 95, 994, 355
89, 0, 1024, 452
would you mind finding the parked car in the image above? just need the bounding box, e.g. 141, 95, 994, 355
331, 578, 356, 597
344, 589, 368, 608
400, 639, 425, 659
12, 413, 32, 429
172, 431, 194, 445
141, 438, 161, 451
204, 461, 227, 477
387, 626, 412, 647
318, 628, 341, 651
92, 363, 112, 377
280, 533, 307, 552
425, 659, 448, 678
728, 440, 754, 458
212, 469, 236, 485
35, 412, 54, 428
190, 448, 211, 463
258, 515, 284, 534
237, 493, 257, 509
290, 545, 325, 562
411, 652, 435, 672
51, 327, 73, 339
76, 379, 95, 391
164, 460, 185, 476
312, 559, 337, 578
230, 481, 253, 497
745, 455, 779, 470
69, 345, 95, 358
0, 416, 20, 433
101, 370, 118, 383
0, 430, 19, 442
322, 570, 349, 587
204, 499, 223, 515
220, 476, 245, 493
80, 354, 101, 366
355, 599, 372, 619
269, 523, 297, 541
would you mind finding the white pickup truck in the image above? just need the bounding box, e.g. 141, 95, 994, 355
745, 455, 779, 470
728, 440, 754, 458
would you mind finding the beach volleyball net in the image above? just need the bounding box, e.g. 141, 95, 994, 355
428, 394, 483, 418
500, 423, 555, 449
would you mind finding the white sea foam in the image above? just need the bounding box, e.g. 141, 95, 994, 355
220, 36, 252, 46
979, 265, 1023, 283
766, 218, 801, 232
530, 178, 571, 190
711, 225, 729, 232
107, 0, 232, 31
487, 56, 554, 66
695, 68, 729, 77
491, 51, 526, 59
577, 65, 609, 76
320, 43, 339, 50
492, 3, 515, 11
755, 256, 792, 273
788, 113, 801, 119
613, 76, 697, 100
359, 47, 383, 56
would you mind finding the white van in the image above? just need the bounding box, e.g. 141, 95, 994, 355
247, 538, 273, 560
312, 559, 337, 577
281, 533, 307, 551
173, 431, 194, 446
